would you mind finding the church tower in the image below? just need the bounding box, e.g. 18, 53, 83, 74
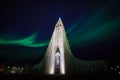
44, 18, 66, 74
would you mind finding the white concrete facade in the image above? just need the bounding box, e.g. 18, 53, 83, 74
45, 18, 65, 74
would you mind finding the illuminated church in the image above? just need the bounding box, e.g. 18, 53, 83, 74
33, 18, 112, 75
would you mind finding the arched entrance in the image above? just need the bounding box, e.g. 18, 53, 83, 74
55, 48, 60, 74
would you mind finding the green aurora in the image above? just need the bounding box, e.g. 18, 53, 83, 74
0, 17, 120, 48
0, 4, 120, 48
69, 17, 120, 47
0, 33, 48, 47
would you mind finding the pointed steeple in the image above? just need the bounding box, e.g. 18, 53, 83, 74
55, 17, 64, 27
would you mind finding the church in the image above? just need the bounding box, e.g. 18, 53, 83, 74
33, 18, 112, 75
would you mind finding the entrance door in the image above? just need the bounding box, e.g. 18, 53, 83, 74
55, 52, 60, 74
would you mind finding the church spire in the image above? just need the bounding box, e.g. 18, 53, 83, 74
55, 17, 64, 27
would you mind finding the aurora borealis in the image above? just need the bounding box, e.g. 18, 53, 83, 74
0, 33, 48, 47
0, 0, 120, 65
0, 17, 119, 47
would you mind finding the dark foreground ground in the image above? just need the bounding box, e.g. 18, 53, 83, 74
0, 74, 119, 80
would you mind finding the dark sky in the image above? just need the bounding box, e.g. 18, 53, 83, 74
0, 0, 120, 65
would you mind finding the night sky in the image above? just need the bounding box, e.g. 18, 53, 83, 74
0, 0, 120, 65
